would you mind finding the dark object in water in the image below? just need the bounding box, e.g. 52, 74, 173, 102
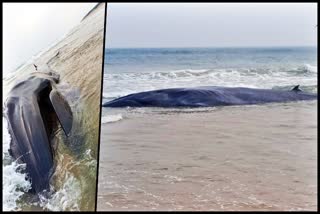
103, 85, 317, 108
4, 71, 73, 193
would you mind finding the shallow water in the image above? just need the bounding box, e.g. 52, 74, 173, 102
98, 101, 317, 211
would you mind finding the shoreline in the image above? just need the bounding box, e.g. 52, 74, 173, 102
98, 101, 317, 211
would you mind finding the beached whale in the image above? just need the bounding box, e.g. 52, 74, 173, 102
4, 71, 73, 193
103, 85, 317, 108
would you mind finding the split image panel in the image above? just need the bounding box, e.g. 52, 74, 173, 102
97, 3, 317, 211
3, 3, 106, 211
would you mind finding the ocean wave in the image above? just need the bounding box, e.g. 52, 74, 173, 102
104, 65, 317, 80
300, 64, 317, 73
103, 65, 317, 99
101, 114, 123, 124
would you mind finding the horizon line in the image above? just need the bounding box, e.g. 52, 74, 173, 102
106, 45, 317, 49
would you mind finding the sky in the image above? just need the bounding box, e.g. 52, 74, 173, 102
3, 3, 97, 74
3, 3, 317, 73
106, 3, 317, 48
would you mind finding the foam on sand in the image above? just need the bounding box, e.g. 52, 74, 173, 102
101, 114, 123, 124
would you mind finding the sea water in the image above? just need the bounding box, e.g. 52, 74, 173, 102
102, 47, 317, 122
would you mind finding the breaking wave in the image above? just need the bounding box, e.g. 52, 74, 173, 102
103, 65, 317, 100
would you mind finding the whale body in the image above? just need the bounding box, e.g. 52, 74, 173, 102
4, 71, 73, 193
103, 85, 317, 108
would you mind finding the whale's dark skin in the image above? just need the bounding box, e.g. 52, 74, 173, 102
4, 71, 73, 194
103, 85, 317, 108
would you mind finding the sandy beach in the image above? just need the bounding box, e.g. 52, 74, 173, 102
98, 101, 317, 211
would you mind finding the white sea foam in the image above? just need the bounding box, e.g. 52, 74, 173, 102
303, 64, 317, 73
2, 117, 32, 211
101, 114, 123, 124
39, 173, 81, 211
3, 162, 32, 211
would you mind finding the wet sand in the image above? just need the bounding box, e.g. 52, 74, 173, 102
97, 101, 317, 211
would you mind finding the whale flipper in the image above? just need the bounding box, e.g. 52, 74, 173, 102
49, 89, 73, 136
292, 85, 301, 92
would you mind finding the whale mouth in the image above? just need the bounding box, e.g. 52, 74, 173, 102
37, 84, 60, 161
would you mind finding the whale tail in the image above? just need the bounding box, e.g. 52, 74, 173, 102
292, 85, 302, 92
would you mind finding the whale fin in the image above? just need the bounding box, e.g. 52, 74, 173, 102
49, 89, 73, 137
291, 85, 302, 92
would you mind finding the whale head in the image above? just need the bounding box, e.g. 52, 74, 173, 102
5, 72, 73, 193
